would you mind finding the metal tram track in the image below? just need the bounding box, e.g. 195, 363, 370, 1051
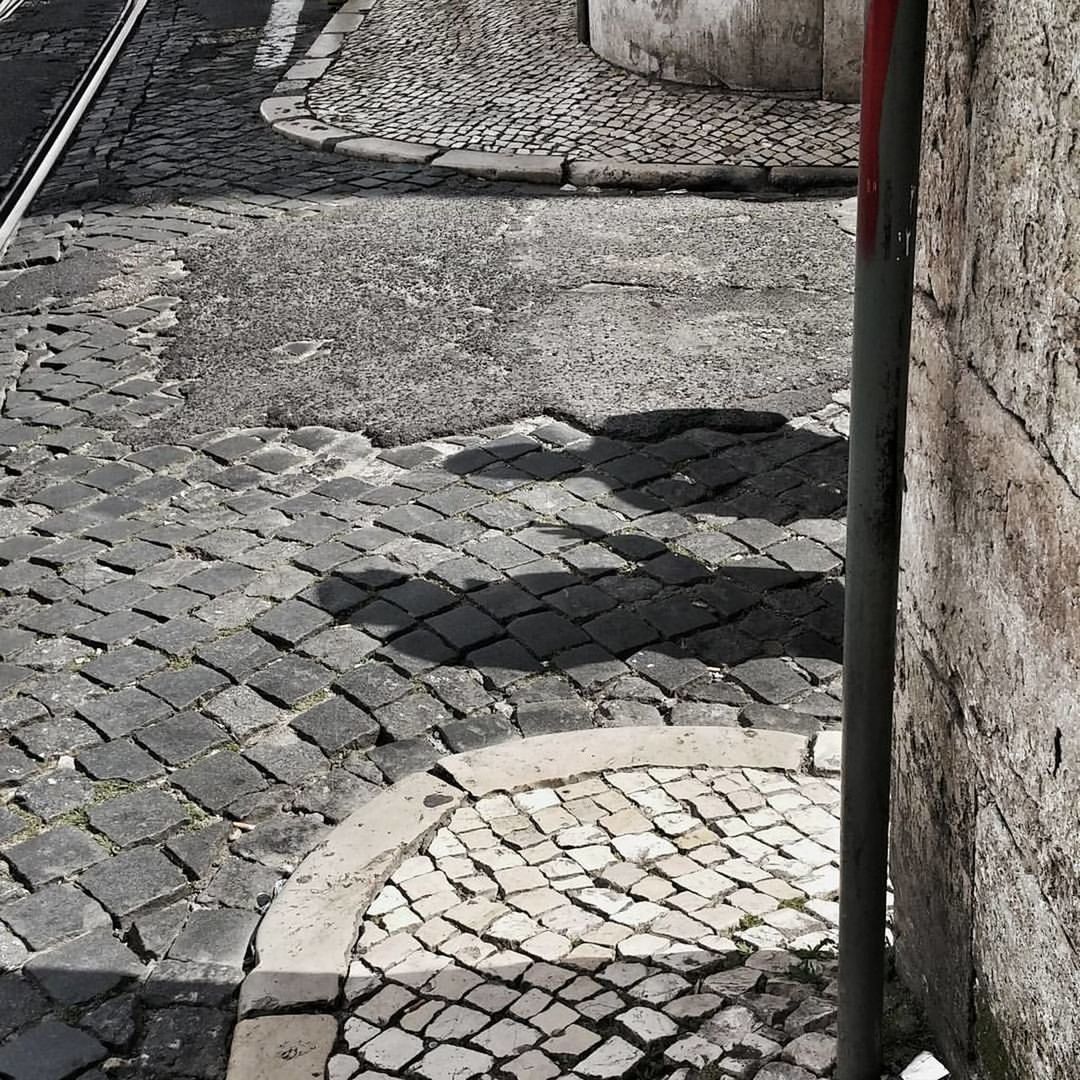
0, 0, 29, 25
0, 0, 149, 257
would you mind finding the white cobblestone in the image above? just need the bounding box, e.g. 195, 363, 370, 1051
322, 765, 896, 1080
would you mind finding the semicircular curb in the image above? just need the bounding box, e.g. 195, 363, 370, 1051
226, 726, 809, 1079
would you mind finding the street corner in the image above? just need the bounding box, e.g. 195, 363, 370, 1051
227, 726, 844, 1080
262, 0, 860, 192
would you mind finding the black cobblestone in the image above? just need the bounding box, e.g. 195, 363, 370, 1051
291, 695, 380, 754
87, 789, 189, 847
0, 6, 851, 1069
135, 711, 229, 765
171, 751, 268, 813
79, 846, 189, 919
4, 825, 108, 887
0, 882, 111, 950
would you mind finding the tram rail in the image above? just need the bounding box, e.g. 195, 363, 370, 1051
0, 0, 148, 256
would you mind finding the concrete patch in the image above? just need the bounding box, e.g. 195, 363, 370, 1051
156, 194, 853, 446
0, 249, 121, 312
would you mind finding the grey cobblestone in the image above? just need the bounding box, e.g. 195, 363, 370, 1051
0, 8, 850, 1073
305, 0, 857, 172
4, 826, 107, 886
78, 846, 189, 919
0, 883, 110, 951
24, 928, 144, 1004
323, 764, 846, 1080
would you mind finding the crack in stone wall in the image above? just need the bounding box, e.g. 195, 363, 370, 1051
892, 0, 1080, 1071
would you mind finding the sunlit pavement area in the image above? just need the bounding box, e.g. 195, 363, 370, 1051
0, 1, 860, 1077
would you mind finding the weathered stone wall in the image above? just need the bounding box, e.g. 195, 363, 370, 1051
892, 0, 1080, 1076
822, 0, 862, 100
589, 0, 862, 96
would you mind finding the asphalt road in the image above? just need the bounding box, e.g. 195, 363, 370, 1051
159, 192, 855, 446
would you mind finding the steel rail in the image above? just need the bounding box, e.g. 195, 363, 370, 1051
0, 0, 28, 25
0, 0, 149, 257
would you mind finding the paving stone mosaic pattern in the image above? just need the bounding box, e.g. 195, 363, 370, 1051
0, 242, 846, 1073
0, 3, 850, 1076
0, 0, 129, 192
335, 765, 846, 1079
307, 0, 860, 167
13, 0, 467, 237
0, 3, 498, 1077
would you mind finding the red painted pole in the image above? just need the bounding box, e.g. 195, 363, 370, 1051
836, 1, 930, 1078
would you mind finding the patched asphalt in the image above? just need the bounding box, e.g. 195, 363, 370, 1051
155, 192, 854, 446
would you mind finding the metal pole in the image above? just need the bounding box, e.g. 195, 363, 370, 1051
577, 0, 590, 45
836, 1, 930, 1078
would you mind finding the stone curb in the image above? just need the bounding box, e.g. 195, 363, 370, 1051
227, 725, 810, 1080
813, 729, 843, 774
439, 726, 807, 796
239, 772, 464, 1017
259, 0, 858, 194
227, 1015, 337, 1080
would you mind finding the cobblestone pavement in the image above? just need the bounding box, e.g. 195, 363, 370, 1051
306, 0, 860, 167
335, 764, 847, 1080
0, 2, 848, 1078
0, 0, 128, 191
17, 0, 479, 228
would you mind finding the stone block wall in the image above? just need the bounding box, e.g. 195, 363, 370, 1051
589, 0, 863, 101
892, 0, 1080, 1076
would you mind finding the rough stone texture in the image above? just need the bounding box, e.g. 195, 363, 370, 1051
320, 761, 842, 1080
228, 1014, 338, 1080
822, 0, 863, 102
892, 2, 1080, 1077
0, 5, 854, 1078
590, 0, 827, 95
305, 0, 858, 167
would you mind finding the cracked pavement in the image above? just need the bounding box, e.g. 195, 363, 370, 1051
0, 1, 852, 1077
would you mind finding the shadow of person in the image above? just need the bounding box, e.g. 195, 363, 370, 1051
303, 407, 846, 776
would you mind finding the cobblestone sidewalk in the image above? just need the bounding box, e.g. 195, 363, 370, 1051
0, 234, 847, 1075
326, 760, 846, 1080
0, 2, 849, 1078
293, 0, 860, 172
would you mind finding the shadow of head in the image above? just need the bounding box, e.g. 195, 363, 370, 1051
305, 407, 846, 747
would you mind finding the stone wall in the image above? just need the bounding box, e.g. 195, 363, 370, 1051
892, 0, 1080, 1076
822, 0, 862, 100
588, 0, 863, 100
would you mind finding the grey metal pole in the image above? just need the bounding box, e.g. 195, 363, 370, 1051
577, 0, 590, 45
836, 1, 930, 1078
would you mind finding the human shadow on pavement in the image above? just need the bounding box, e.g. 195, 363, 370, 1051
298, 407, 846, 781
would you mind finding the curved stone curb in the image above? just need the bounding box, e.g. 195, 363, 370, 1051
260, 0, 857, 193
239, 772, 464, 1017
440, 726, 807, 796
227, 726, 809, 1079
